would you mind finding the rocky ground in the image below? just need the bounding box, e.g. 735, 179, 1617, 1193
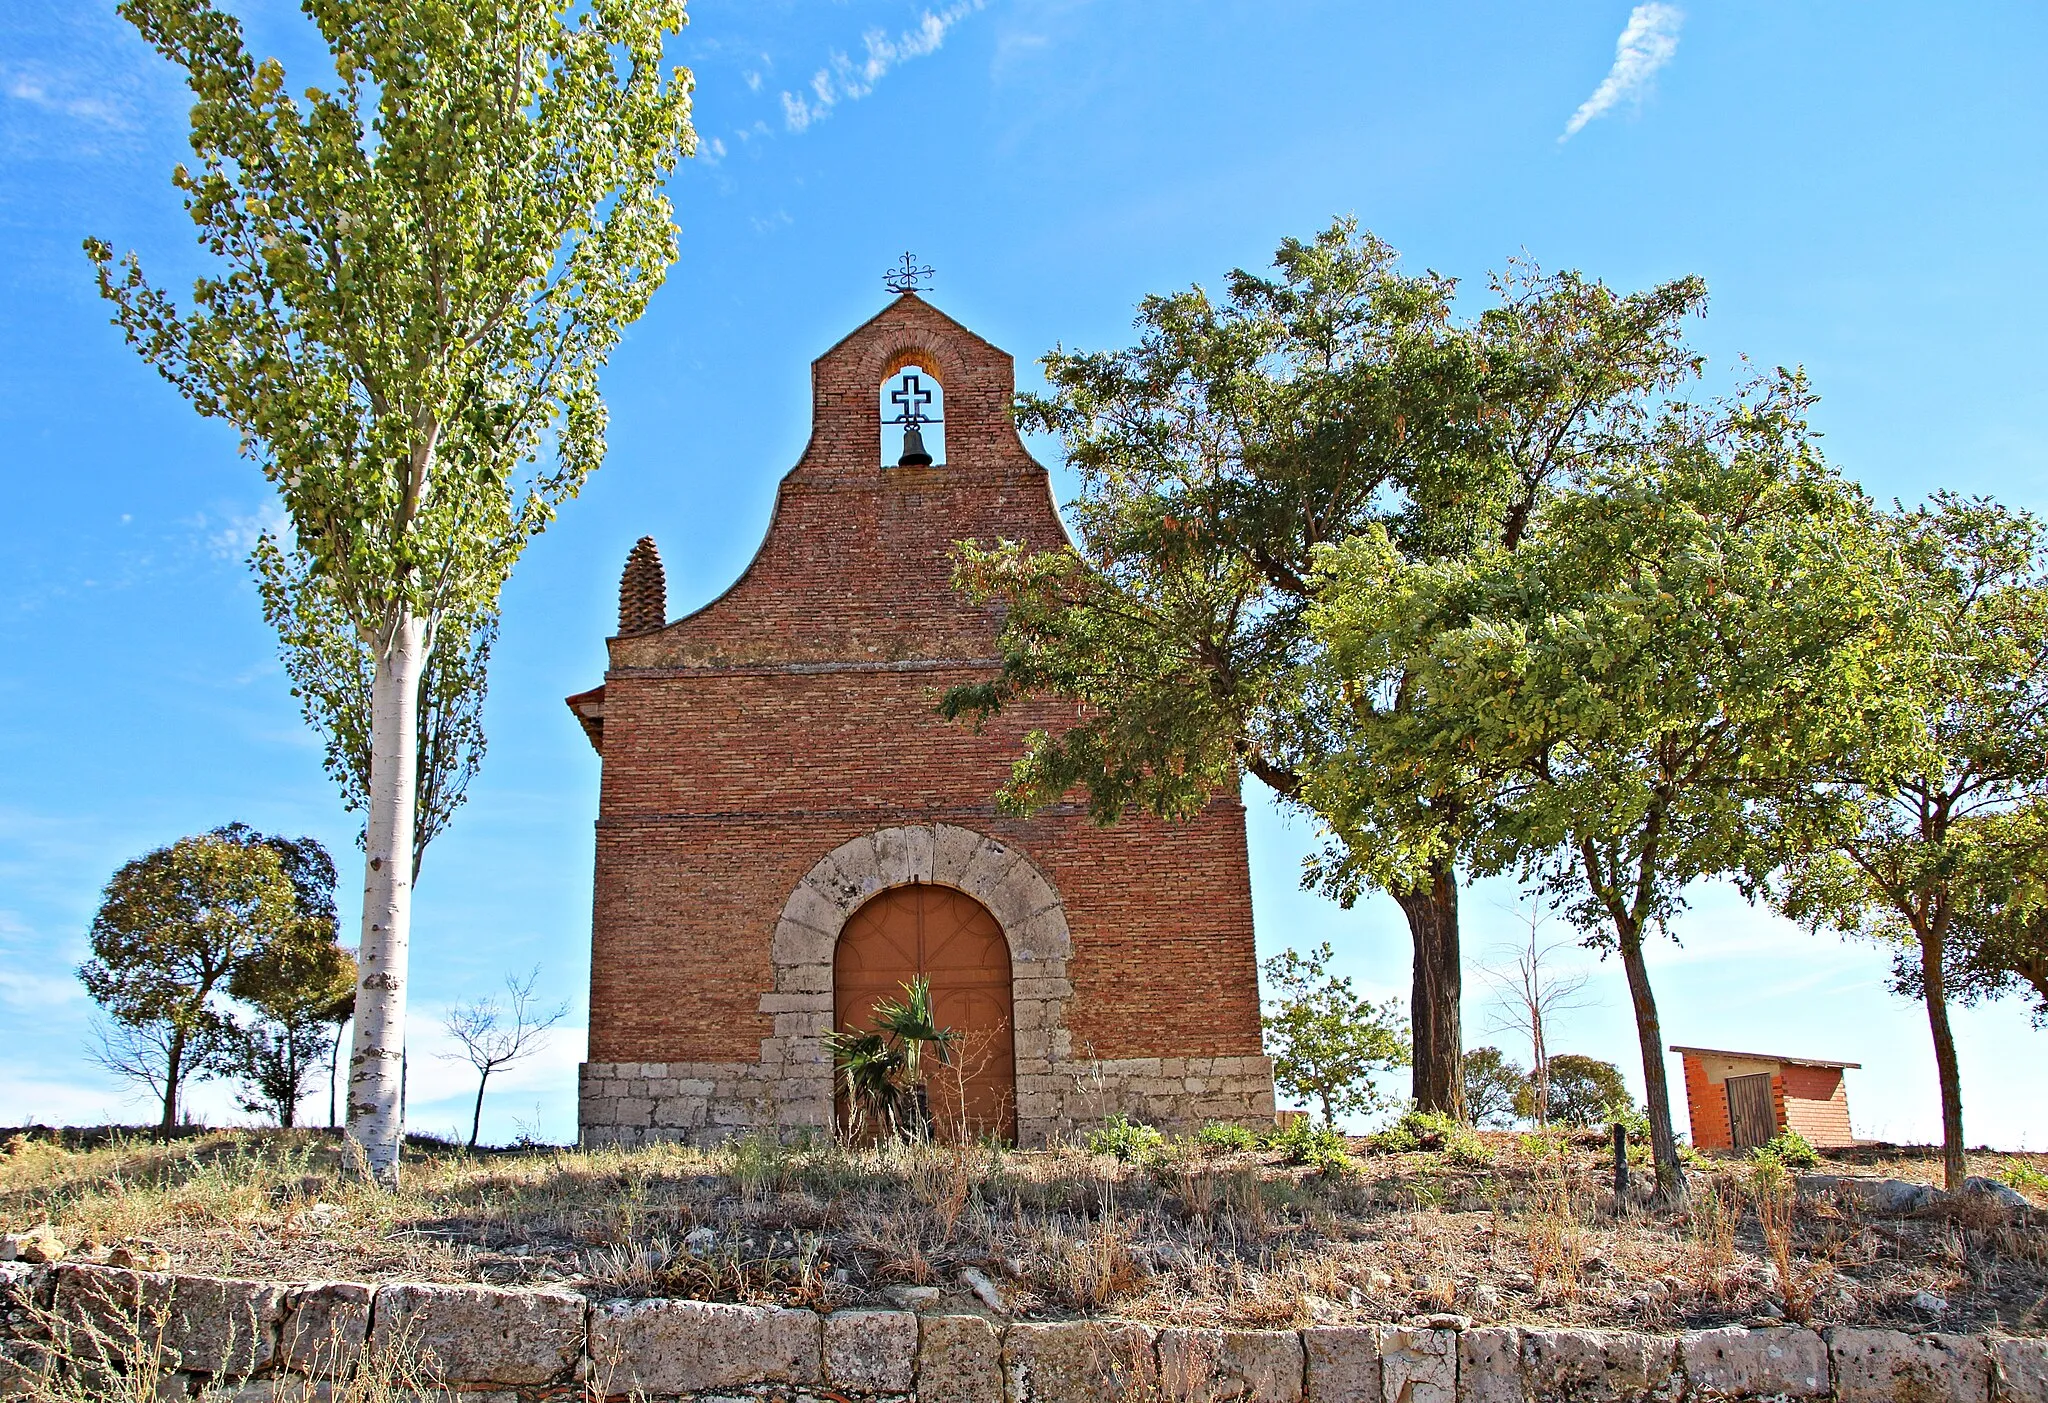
2, 1126, 2043, 1337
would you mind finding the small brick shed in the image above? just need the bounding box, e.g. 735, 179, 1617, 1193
1672, 1044, 1861, 1152
567, 292, 1275, 1149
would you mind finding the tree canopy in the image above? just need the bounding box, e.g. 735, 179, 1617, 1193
948, 218, 1706, 1115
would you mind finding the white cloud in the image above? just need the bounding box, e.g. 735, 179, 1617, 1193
1561, 3, 1683, 142
780, 1, 985, 134
3, 70, 129, 129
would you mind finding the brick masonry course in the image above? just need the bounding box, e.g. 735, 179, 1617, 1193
6, 1264, 2046, 1402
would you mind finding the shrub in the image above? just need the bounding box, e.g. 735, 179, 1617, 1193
1752, 1129, 1820, 1169
1194, 1120, 1258, 1152
1085, 1114, 1167, 1163
1267, 1115, 1353, 1174
1999, 1158, 2048, 1196
1368, 1109, 1492, 1164
1602, 1099, 1652, 1144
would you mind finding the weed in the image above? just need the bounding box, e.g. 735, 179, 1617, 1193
1752, 1130, 1820, 1170
2000, 1158, 2048, 1198
1194, 1121, 1258, 1153
1749, 1155, 1830, 1324
1267, 1118, 1352, 1175
1369, 1110, 1490, 1165
1085, 1115, 1167, 1164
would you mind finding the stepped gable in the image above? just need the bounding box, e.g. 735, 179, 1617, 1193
610, 291, 1068, 673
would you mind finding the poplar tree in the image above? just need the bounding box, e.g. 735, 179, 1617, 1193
88, 0, 694, 1180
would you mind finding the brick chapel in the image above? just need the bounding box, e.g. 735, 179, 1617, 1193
567, 290, 1274, 1148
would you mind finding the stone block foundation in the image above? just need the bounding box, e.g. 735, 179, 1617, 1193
8, 1263, 2039, 1402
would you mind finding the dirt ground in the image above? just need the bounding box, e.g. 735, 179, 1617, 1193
3, 1126, 2043, 1336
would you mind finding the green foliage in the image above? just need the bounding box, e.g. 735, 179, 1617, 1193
1260, 943, 1409, 1126
1604, 1099, 1652, 1145
943, 219, 1709, 1115
1752, 1129, 1820, 1169
1084, 1115, 1168, 1163
79, 835, 305, 1132
1367, 1108, 1491, 1164
1308, 377, 1899, 1196
1999, 1159, 2048, 1196
1770, 493, 2048, 1188
824, 977, 958, 1143
1541, 1055, 1634, 1128
1462, 1046, 1530, 1128
1194, 1120, 1259, 1152
1266, 1116, 1353, 1174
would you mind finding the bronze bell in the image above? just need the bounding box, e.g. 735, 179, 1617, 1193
897, 424, 934, 467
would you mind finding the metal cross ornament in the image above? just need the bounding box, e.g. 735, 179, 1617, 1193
887, 372, 938, 427
883, 251, 934, 294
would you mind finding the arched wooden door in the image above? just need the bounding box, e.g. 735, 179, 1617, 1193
834, 884, 1016, 1144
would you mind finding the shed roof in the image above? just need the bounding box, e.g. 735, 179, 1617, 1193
1669, 1044, 1862, 1070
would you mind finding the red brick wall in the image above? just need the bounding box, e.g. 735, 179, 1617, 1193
1681, 1055, 1734, 1151
584, 294, 1264, 1070
1781, 1065, 1855, 1148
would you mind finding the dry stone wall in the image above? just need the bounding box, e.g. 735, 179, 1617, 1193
6, 1263, 2044, 1403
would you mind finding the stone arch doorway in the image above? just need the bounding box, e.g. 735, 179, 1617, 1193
834, 884, 1016, 1144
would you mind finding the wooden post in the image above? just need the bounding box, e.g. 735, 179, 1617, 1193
1612, 1120, 1629, 1211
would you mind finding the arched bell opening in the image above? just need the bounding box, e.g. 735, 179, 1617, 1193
879, 363, 945, 468
832, 883, 1016, 1144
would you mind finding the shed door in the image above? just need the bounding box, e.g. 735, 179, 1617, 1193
834, 884, 1016, 1144
1726, 1072, 1776, 1150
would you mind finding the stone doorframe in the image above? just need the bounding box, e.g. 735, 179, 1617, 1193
762, 824, 1074, 1147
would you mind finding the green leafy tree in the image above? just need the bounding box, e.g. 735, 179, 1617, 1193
203, 825, 355, 1127
79, 835, 302, 1134
1774, 495, 2048, 1190
1310, 373, 1904, 1196
1888, 803, 2048, 1027
1462, 1045, 1530, 1128
1261, 943, 1409, 1126
1541, 1054, 1634, 1127
946, 220, 1705, 1116
217, 930, 357, 1127
88, 0, 695, 1180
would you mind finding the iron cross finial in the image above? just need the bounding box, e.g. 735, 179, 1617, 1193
884, 251, 934, 294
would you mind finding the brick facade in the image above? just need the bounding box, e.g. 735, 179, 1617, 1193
571, 294, 1273, 1147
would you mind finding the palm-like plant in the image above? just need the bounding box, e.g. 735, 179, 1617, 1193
825, 977, 957, 1141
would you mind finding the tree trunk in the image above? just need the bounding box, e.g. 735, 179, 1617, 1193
1395, 860, 1465, 1119
160, 1024, 187, 1139
1918, 927, 1967, 1192
1616, 925, 1684, 1201
470, 1069, 490, 1150
347, 607, 427, 1184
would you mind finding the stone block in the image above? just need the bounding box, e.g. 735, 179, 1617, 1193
930, 826, 987, 887
652, 1097, 707, 1127
1520, 1329, 1676, 1403
918, 1313, 1004, 1403
278, 1282, 372, 1377
1680, 1327, 1827, 1400
1006, 1319, 1158, 1403
1461, 1327, 1525, 1403
1993, 1336, 2048, 1403
1159, 1327, 1304, 1401
1304, 1326, 1379, 1403
54, 1266, 284, 1378
1376, 1326, 1456, 1403
588, 1297, 820, 1395
825, 1309, 918, 1393
368, 1283, 583, 1386
1829, 1329, 1991, 1403
613, 1097, 653, 1125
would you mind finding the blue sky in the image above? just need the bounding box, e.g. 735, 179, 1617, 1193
2, 1, 2044, 1147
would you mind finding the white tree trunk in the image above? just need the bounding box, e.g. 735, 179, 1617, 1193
347, 605, 427, 1183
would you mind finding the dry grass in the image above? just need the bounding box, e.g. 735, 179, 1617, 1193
3, 1127, 2044, 1334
